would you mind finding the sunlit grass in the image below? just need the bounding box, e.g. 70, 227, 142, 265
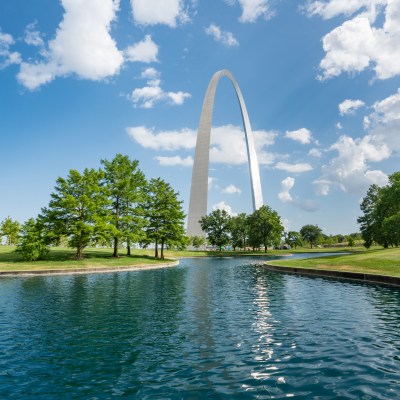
268, 247, 400, 277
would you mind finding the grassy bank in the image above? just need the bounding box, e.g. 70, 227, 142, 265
0, 245, 363, 273
268, 247, 400, 277
0, 246, 168, 271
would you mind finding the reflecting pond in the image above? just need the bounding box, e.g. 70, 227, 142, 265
0, 254, 399, 399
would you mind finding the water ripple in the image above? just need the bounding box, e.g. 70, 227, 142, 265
0, 256, 399, 399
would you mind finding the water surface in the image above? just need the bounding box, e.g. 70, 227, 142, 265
0, 255, 399, 399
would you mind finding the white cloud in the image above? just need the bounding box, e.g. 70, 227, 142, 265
0, 31, 21, 68
227, 0, 274, 22
367, 88, 400, 151
313, 179, 331, 196
285, 128, 312, 144
317, 135, 390, 194
130, 70, 191, 108
127, 126, 196, 151
278, 177, 294, 202
154, 155, 193, 167
308, 148, 322, 158
130, 0, 186, 27
222, 184, 242, 194
338, 99, 365, 115
314, 1, 400, 80
212, 201, 237, 216
140, 67, 159, 79
124, 35, 158, 63
208, 177, 217, 190
17, 0, 124, 90
275, 162, 313, 173
127, 124, 276, 166
336, 122, 343, 129
24, 22, 45, 47
278, 176, 319, 211
204, 24, 239, 47
210, 125, 276, 165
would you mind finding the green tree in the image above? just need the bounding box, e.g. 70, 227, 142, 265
190, 235, 206, 249
382, 214, 400, 247
199, 209, 231, 251
0, 216, 20, 245
300, 224, 323, 248
358, 173, 400, 248
41, 168, 109, 260
248, 205, 284, 252
143, 178, 186, 259
347, 236, 355, 247
285, 231, 302, 249
101, 154, 146, 257
357, 184, 381, 248
16, 218, 49, 261
229, 213, 249, 250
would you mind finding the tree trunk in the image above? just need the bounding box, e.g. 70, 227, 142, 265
75, 243, 84, 260
127, 242, 131, 256
161, 238, 164, 260
113, 237, 119, 257
154, 238, 158, 259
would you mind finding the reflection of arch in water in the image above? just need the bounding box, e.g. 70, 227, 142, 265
187, 69, 264, 237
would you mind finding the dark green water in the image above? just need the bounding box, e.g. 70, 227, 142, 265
0, 255, 399, 399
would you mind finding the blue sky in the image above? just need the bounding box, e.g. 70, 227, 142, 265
1, 0, 400, 235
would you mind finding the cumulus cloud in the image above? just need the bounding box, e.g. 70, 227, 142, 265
24, 22, 45, 47
124, 35, 158, 63
154, 155, 193, 167
311, 1, 400, 80
308, 148, 322, 158
129, 69, 191, 108
130, 0, 187, 27
127, 124, 277, 167
317, 135, 390, 194
278, 176, 319, 211
204, 24, 239, 47
127, 126, 196, 150
275, 162, 313, 173
285, 128, 312, 144
17, 0, 124, 90
278, 177, 294, 202
367, 88, 400, 152
222, 184, 242, 194
0, 31, 21, 68
338, 99, 365, 115
227, 0, 274, 22
212, 201, 237, 216
210, 125, 276, 165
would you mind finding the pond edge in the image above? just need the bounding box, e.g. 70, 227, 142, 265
264, 264, 400, 287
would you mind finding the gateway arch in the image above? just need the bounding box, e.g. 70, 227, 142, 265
187, 69, 264, 237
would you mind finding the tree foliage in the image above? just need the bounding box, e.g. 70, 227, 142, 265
16, 218, 49, 261
300, 224, 323, 248
101, 154, 146, 257
200, 209, 231, 251
190, 235, 206, 249
358, 172, 400, 248
285, 231, 303, 249
247, 205, 284, 252
229, 213, 249, 250
142, 178, 186, 259
41, 168, 109, 259
0, 216, 20, 245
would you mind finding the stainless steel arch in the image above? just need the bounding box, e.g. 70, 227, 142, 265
187, 69, 264, 237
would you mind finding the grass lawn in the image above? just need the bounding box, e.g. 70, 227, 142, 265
0, 246, 170, 271
0, 245, 359, 272
268, 247, 400, 277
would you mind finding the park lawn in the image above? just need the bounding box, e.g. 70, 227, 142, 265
0, 246, 169, 271
0, 245, 364, 272
268, 247, 400, 277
